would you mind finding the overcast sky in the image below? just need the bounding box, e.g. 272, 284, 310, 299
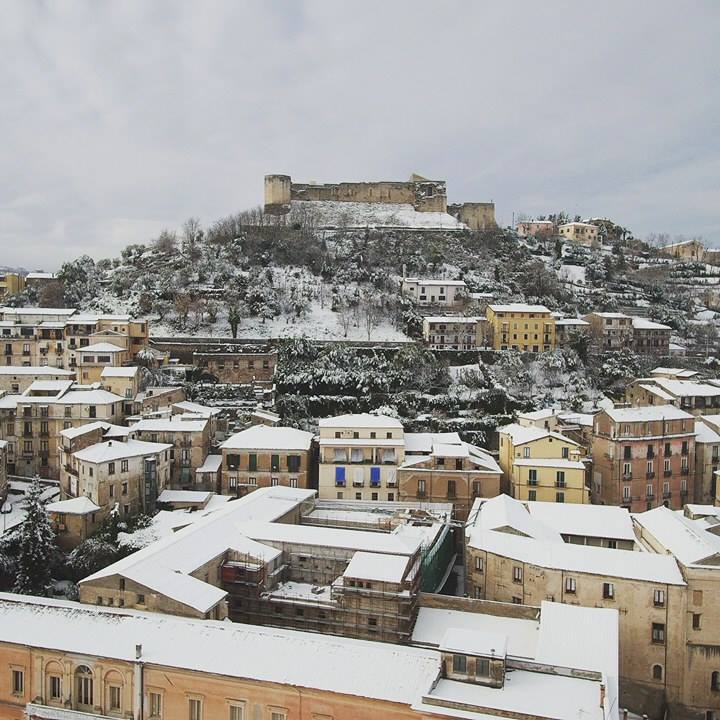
1, 1, 718, 270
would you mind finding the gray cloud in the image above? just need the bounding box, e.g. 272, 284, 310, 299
1, 0, 718, 269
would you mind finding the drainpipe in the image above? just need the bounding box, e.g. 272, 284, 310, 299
134, 644, 144, 720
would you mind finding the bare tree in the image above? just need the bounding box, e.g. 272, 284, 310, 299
155, 229, 177, 254
361, 294, 382, 341
336, 299, 354, 338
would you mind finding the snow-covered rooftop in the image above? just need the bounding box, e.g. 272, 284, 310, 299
157, 490, 213, 505
650, 367, 698, 379
440, 627, 508, 658
404, 278, 467, 287
497, 423, 578, 447
73, 438, 172, 464
172, 400, 222, 417
512, 458, 586, 470
100, 366, 139, 378
319, 413, 403, 429
45, 496, 101, 515
525, 501, 636, 542
343, 551, 409, 584
488, 303, 551, 313
631, 317, 672, 331
0, 366, 73, 376
423, 315, 480, 324
78, 342, 127, 353
603, 405, 694, 422
197, 455, 223, 473
221, 425, 314, 451
131, 417, 208, 433
695, 420, 720, 444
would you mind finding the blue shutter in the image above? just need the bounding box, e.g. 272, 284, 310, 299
370, 467, 380, 486
335, 467, 345, 484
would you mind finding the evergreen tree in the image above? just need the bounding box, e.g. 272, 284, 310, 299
13, 477, 55, 596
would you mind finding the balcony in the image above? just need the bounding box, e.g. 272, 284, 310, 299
417, 489, 426, 498
681, 448, 689, 456
555, 481, 567, 488
64, 464, 78, 476
664, 449, 672, 458
622, 473, 632, 480
335, 480, 346, 488
646, 472, 655, 479
681, 468, 689, 476
663, 491, 672, 499
646, 492, 655, 500
663, 470, 672, 477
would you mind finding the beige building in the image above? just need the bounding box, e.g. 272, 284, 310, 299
76, 341, 131, 383
422, 315, 484, 350
193, 347, 277, 385
0, 366, 74, 394
485, 304, 556, 352
497, 423, 586, 503
45, 496, 102, 550
100, 365, 141, 399
626, 377, 720, 416
397, 432, 501, 519
0, 272, 25, 298
60, 438, 172, 536
591, 406, 696, 511
554, 317, 590, 347
129, 416, 212, 487
584, 313, 671, 355
401, 278, 467, 307
10, 381, 124, 480
515, 219, 555, 237
0, 589, 618, 720
659, 237, 706, 262
220, 425, 314, 495
465, 494, 686, 717
633, 504, 720, 719
558, 221, 600, 245
318, 414, 404, 502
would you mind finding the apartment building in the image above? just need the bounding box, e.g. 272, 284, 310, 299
465, 494, 684, 718
633, 504, 720, 719
422, 315, 484, 350
63, 313, 149, 365
485, 304, 555, 352
0, 589, 619, 720
557, 221, 599, 245
129, 416, 211, 488
0, 366, 74, 394
76, 342, 130, 383
0, 272, 25, 298
397, 432, 501, 520
0, 440, 7, 501
626, 377, 720, 416
694, 418, 720, 503
318, 414, 404, 501
497, 423, 586, 503
99, 365, 140, 399
53, 438, 172, 545
220, 425, 314, 495
9, 381, 124, 479
400, 278, 467, 307
193, 347, 277, 385
585, 312, 633, 350
591, 406, 696, 511
632, 317, 672, 356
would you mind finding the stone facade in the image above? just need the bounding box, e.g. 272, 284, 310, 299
193, 348, 277, 385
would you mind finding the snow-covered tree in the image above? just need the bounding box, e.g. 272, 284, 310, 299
13, 478, 55, 596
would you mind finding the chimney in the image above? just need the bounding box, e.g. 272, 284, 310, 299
135, 644, 142, 660
599, 684, 605, 707
108, 440, 112, 446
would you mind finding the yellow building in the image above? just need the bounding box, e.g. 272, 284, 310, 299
557, 222, 599, 246
485, 304, 556, 352
0, 272, 25, 298
498, 423, 587, 503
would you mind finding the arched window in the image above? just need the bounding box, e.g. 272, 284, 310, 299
652, 664, 663, 681
75, 665, 94, 709
104, 670, 124, 714
712, 670, 720, 691
45, 661, 63, 703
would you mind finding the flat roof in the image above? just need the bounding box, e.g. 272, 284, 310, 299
603, 405, 694, 422
319, 413, 403, 429
221, 425, 314, 451
344, 552, 409, 583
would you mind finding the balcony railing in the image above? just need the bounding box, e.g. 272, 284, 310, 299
681, 468, 689, 475
646, 472, 655, 479
663, 470, 672, 477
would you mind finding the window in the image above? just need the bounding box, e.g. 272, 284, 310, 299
475, 657, 490, 677
270, 477, 279, 487
528, 468, 537, 486
561, 446, 569, 459
652, 664, 663, 681
474, 556, 483, 572
229, 703, 245, 720
603, 582, 614, 599
287, 455, 301, 473
653, 589, 665, 607
447, 480, 456, 498
271, 454, 280, 472
189, 698, 203, 720
452, 654, 467, 673
623, 485, 631, 501
556, 491, 565, 503
248, 454, 257, 472
49, 675, 62, 700
712, 671, 720, 691
270, 711, 287, 720
528, 490, 537, 500
122, 482, 128, 495
417, 478, 426, 497
335, 467, 345, 486
108, 462, 115, 475
693, 613, 702, 630
652, 623, 665, 645
109, 685, 121, 710
512, 566, 523, 583
121, 459, 128, 472
12, 668, 24, 695
75, 666, 94, 708
565, 577, 576, 594
137, 593, 145, 604
523, 447, 530, 458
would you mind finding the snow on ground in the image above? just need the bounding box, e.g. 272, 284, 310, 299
557, 264, 586, 284
289, 200, 466, 230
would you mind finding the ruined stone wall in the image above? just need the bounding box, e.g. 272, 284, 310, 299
447, 202, 496, 231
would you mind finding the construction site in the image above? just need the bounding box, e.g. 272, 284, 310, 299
79, 489, 457, 644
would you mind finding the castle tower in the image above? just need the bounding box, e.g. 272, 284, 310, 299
264, 174, 292, 215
